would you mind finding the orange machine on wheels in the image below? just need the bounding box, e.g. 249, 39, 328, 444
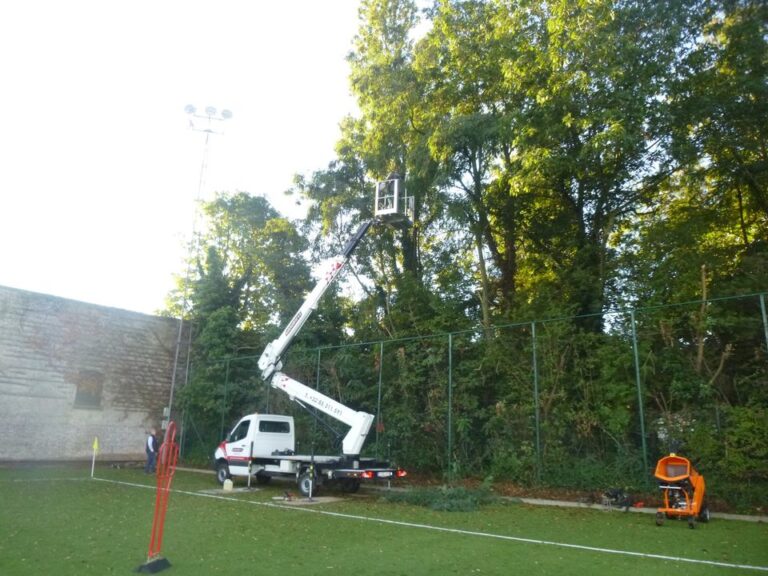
654, 453, 710, 528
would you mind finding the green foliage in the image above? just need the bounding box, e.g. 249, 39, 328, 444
541, 452, 647, 492
174, 193, 314, 432
685, 405, 768, 483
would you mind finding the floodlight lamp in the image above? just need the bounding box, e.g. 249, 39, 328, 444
220, 109, 233, 120
205, 106, 217, 117
184, 104, 196, 115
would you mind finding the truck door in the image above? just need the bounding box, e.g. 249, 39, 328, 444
224, 418, 252, 477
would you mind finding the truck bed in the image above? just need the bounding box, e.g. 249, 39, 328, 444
259, 453, 394, 469
270, 454, 342, 464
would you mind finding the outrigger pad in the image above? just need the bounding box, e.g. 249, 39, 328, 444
135, 557, 172, 573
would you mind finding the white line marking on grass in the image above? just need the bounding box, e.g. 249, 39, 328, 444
11, 477, 90, 482
93, 477, 768, 573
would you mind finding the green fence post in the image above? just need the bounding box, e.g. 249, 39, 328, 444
630, 310, 649, 478
376, 341, 384, 459
219, 358, 230, 441
314, 348, 322, 443
531, 322, 542, 483
179, 409, 186, 460
447, 332, 453, 481
760, 294, 768, 355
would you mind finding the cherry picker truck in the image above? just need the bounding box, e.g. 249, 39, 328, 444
213, 175, 411, 496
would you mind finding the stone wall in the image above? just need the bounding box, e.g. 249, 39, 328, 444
0, 285, 188, 461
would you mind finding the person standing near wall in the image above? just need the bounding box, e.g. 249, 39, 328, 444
145, 427, 158, 474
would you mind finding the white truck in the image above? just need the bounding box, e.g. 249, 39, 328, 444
213, 175, 411, 496
213, 412, 404, 495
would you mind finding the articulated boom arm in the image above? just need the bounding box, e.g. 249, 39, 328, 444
257, 220, 373, 382
257, 219, 376, 457
272, 373, 374, 456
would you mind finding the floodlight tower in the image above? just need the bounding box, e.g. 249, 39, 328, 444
166, 105, 233, 433
184, 105, 233, 201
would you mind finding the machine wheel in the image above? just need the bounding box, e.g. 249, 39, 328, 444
216, 461, 231, 485
655, 512, 665, 526
298, 472, 318, 497
699, 505, 711, 523
339, 478, 361, 493
688, 515, 697, 529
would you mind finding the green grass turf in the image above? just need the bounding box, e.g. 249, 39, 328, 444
0, 465, 766, 575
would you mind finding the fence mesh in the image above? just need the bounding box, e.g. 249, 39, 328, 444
175, 293, 768, 500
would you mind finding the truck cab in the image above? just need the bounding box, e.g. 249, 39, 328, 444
214, 414, 296, 484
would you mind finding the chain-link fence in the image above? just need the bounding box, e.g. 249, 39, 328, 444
176, 292, 768, 502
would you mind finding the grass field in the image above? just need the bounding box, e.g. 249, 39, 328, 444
1, 465, 766, 575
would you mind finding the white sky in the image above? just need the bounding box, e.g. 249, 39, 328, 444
0, 1, 362, 315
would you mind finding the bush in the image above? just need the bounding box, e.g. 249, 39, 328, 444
381, 481, 498, 512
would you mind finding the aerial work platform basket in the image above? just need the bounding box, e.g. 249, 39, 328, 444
654, 453, 710, 528
375, 172, 413, 226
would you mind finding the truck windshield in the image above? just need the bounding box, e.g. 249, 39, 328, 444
228, 420, 250, 442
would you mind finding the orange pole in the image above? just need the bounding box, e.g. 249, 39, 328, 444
147, 421, 179, 562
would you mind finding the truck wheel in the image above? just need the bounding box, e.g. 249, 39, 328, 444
216, 461, 231, 485
298, 472, 318, 497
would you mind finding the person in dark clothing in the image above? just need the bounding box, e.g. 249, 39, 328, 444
145, 428, 158, 473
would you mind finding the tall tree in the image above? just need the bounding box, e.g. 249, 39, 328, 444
416, 0, 521, 323
295, 0, 450, 340
622, 0, 767, 303
668, 0, 767, 263
488, 0, 701, 326
177, 192, 317, 430
347, 0, 438, 278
